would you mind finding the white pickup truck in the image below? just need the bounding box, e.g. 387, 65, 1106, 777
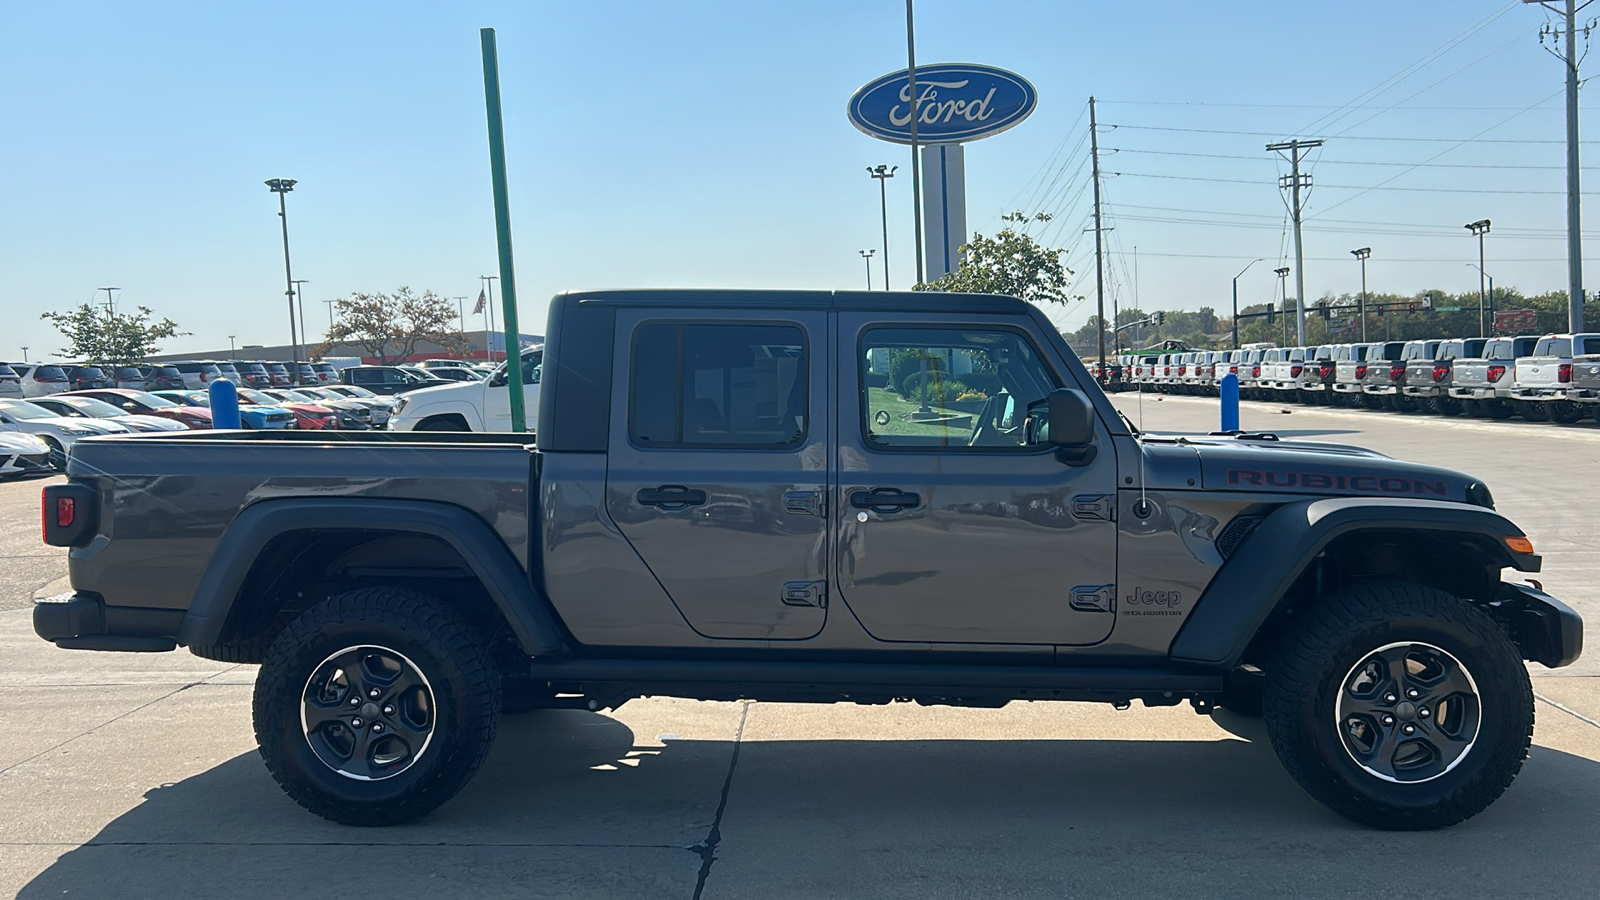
1449, 336, 1537, 421
1511, 333, 1600, 424
387, 346, 543, 433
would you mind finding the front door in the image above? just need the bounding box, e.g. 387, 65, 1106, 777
834, 314, 1118, 645
484, 351, 543, 432
605, 309, 829, 640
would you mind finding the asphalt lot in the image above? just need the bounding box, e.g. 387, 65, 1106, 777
2, 403, 1599, 898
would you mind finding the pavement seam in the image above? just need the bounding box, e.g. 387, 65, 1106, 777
0, 840, 689, 849
690, 699, 750, 900
1535, 692, 1600, 730
0, 667, 241, 777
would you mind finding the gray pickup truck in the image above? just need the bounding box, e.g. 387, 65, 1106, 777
1450, 336, 1537, 420
1569, 353, 1600, 420
35, 290, 1580, 831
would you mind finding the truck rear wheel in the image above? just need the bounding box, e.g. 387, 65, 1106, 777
1262, 581, 1532, 830
253, 587, 501, 826
1546, 400, 1584, 424
1518, 401, 1549, 422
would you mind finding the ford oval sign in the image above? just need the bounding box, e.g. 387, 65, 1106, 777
848, 63, 1037, 145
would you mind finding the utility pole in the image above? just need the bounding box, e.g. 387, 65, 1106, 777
1232, 258, 1264, 349
324, 299, 335, 333
1351, 247, 1372, 342
481, 275, 500, 363
1465, 220, 1490, 338
1529, 0, 1591, 330
905, 0, 925, 286
97, 287, 120, 316
1090, 96, 1107, 369
868, 165, 896, 289
859, 249, 875, 290
292, 279, 310, 350
1267, 139, 1323, 345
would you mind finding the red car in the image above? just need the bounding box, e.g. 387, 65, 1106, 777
238, 388, 338, 430
68, 388, 213, 429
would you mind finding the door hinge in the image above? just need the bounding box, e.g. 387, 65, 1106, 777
1069, 584, 1116, 613
1071, 494, 1116, 522
783, 490, 827, 518
782, 580, 827, 608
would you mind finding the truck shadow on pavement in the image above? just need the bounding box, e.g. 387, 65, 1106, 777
20, 708, 1600, 899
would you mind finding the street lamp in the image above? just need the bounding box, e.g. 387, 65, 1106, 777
265, 178, 301, 365
859, 249, 876, 290
1351, 248, 1372, 342
20, 346, 28, 363
1232, 258, 1264, 349
291, 280, 310, 349
97, 287, 120, 315
867, 164, 897, 289
1274, 267, 1291, 345
1465, 219, 1491, 338
228, 335, 237, 358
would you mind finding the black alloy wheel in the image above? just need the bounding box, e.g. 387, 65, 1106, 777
1335, 642, 1480, 784
43, 438, 66, 471
300, 644, 437, 781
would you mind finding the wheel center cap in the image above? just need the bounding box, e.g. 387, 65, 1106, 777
1396, 700, 1418, 721
360, 702, 381, 719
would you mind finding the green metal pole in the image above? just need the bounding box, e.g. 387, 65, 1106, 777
480, 27, 527, 433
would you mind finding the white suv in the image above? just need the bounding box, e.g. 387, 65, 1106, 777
388, 347, 543, 432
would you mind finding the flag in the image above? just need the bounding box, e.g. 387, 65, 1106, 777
472, 289, 486, 315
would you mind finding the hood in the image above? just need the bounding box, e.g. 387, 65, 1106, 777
118, 414, 189, 432
0, 431, 49, 453
1144, 433, 1492, 507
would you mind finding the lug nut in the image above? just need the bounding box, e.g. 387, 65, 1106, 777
351, 717, 364, 728
350, 698, 360, 706
369, 689, 381, 699
1384, 694, 1397, 703
382, 705, 395, 716
1407, 689, 1420, 700
1402, 724, 1415, 735
372, 723, 384, 733
1382, 715, 1394, 725
1419, 708, 1430, 718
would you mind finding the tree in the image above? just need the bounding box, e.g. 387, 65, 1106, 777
914, 212, 1072, 305
318, 287, 469, 364
39, 304, 185, 363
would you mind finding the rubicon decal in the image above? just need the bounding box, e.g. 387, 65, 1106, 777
1227, 469, 1448, 496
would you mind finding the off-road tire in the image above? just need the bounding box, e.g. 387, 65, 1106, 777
1262, 581, 1532, 830
190, 637, 271, 664
253, 587, 501, 826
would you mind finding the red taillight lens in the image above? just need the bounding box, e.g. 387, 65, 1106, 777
1432, 363, 1450, 382
57, 497, 75, 527
1390, 362, 1406, 381
1290, 364, 1303, 377
1319, 362, 1334, 379
1229, 365, 1239, 375
1559, 363, 1572, 383
1487, 364, 1505, 381
1355, 364, 1368, 379
1251, 365, 1260, 377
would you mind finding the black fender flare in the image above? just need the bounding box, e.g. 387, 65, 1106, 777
1169, 497, 1538, 669
176, 498, 568, 657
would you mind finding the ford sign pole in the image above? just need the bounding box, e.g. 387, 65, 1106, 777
480, 28, 527, 433
905, 0, 924, 286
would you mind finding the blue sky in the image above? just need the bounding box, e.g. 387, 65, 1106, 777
0, 0, 1590, 359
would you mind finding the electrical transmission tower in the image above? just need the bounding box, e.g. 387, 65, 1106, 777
1267, 139, 1322, 346
1527, 0, 1594, 331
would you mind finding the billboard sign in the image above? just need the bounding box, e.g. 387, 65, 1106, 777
848, 63, 1037, 145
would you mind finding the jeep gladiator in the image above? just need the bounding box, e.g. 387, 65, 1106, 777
35, 289, 1581, 830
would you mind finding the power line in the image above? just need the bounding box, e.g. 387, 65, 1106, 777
1105, 146, 1592, 170
1128, 250, 1580, 262
1109, 170, 1581, 193
1108, 123, 1600, 143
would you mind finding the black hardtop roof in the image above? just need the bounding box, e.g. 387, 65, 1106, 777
558, 288, 1033, 315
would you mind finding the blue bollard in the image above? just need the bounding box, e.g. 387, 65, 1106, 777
208, 378, 242, 429
1220, 372, 1240, 432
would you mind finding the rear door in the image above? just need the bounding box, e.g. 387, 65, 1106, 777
833, 313, 1118, 646
605, 308, 829, 640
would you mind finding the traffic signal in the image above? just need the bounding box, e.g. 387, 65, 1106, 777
1266, 307, 1276, 324
1318, 301, 1329, 319
1408, 303, 1417, 315
1376, 305, 1386, 317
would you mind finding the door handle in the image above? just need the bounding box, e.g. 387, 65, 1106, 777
849, 488, 921, 513
636, 485, 708, 509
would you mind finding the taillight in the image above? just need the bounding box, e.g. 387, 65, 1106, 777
1559, 363, 1572, 383
1487, 364, 1505, 381
1355, 364, 1368, 379
1319, 362, 1334, 379
1251, 365, 1260, 377
1390, 362, 1406, 381
42, 483, 98, 547
1432, 363, 1450, 382
1229, 365, 1239, 375
57, 497, 75, 527
1290, 364, 1303, 377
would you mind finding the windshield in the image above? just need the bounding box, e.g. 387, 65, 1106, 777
52, 397, 127, 417
239, 389, 278, 405
0, 400, 63, 420
276, 390, 317, 402
178, 391, 210, 407
343, 386, 378, 398
120, 391, 178, 409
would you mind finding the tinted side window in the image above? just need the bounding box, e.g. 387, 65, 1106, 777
350, 370, 377, 384
1577, 336, 1600, 355
630, 323, 806, 449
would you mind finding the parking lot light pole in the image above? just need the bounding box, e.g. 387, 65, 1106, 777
1351, 247, 1372, 342
265, 179, 301, 365
1274, 267, 1292, 346
868, 164, 896, 289
1467, 264, 1495, 332
1232, 258, 1264, 349
859, 249, 875, 290
1466, 220, 1490, 338
228, 335, 237, 358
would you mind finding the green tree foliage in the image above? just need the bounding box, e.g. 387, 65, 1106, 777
318, 287, 469, 365
1221, 288, 1600, 347
39, 304, 185, 363
914, 212, 1071, 305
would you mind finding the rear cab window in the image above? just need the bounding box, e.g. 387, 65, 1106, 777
630, 323, 806, 449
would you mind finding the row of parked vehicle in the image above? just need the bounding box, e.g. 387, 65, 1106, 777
1110, 333, 1600, 424
0, 358, 498, 475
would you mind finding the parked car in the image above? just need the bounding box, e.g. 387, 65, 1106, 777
0, 364, 22, 399
1237, 348, 1268, 400
1512, 333, 1600, 424
69, 389, 215, 430
1359, 341, 1408, 410
30, 395, 189, 433
263, 389, 372, 429
151, 390, 293, 430
423, 366, 482, 384
136, 364, 186, 392
9, 363, 70, 398
298, 387, 391, 427
238, 388, 338, 430
322, 384, 398, 411
170, 361, 223, 389
214, 362, 243, 384
0, 398, 125, 469
264, 363, 293, 387
310, 363, 339, 384
233, 362, 275, 389
1569, 351, 1600, 421
1298, 345, 1337, 403
340, 365, 453, 396
0, 430, 53, 478
61, 365, 111, 392
387, 346, 542, 432
1331, 343, 1374, 407
104, 365, 150, 391
292, 362, 318, 386
1449, 336, 1536, 421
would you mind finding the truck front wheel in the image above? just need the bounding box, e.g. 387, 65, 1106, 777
253, 587, 501, 826
1262, 581, 1532, 830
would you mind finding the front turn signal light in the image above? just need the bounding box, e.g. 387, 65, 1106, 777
1505, 536, 1536, 555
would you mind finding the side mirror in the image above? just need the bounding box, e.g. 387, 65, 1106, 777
489, 369, 508, 388
1026, 388, 1097, 465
